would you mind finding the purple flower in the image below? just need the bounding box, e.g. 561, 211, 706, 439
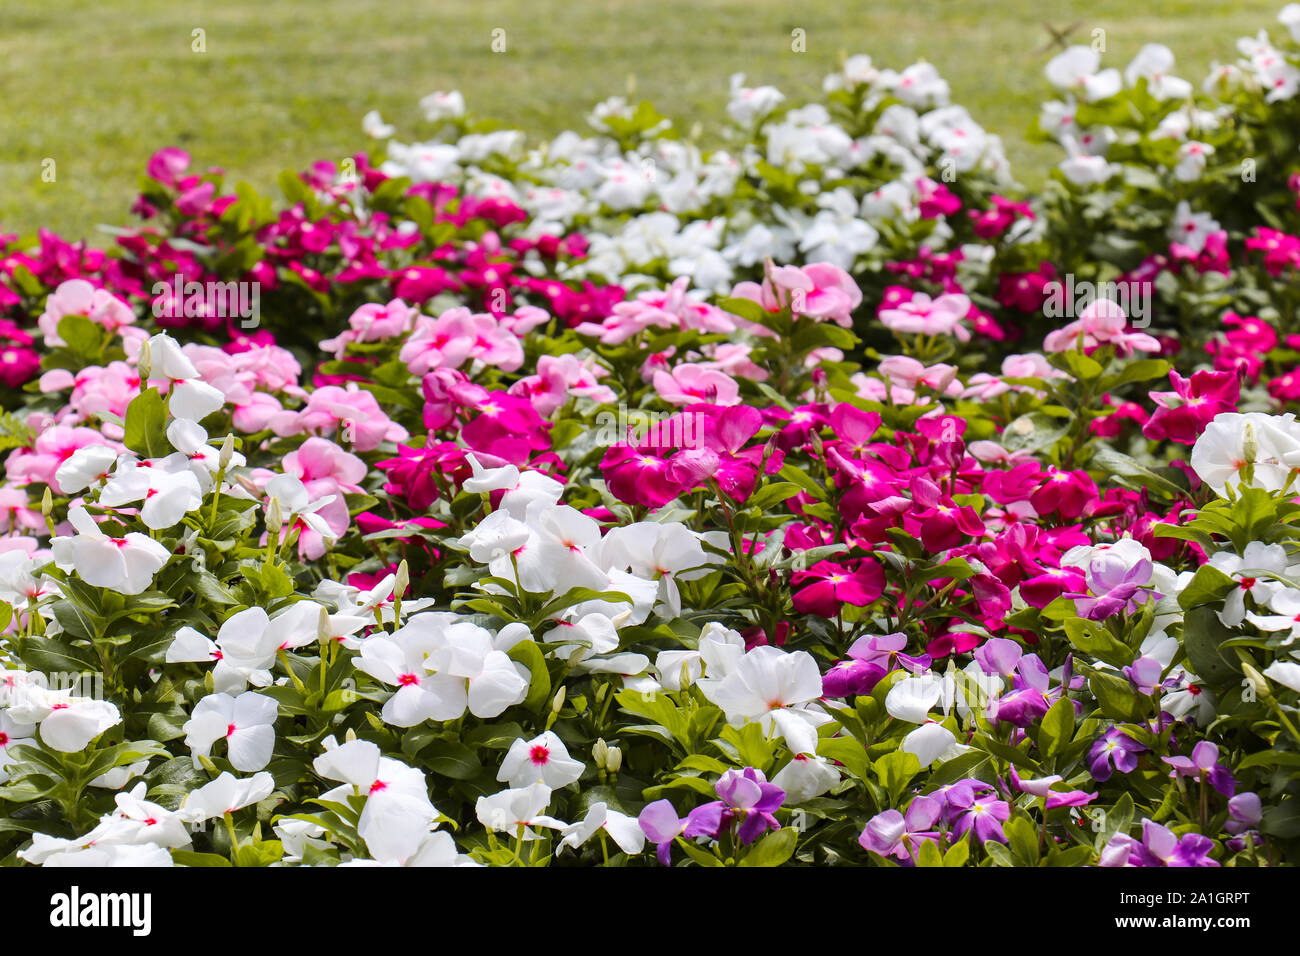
1066, 550, 1163, 620
858, 796, 941, 863
1088, 727, 1147, 782
844, 632, 931, 673
1123, 656, 1166, 696
1009, 767, 1098, 809
638, 799, 685, 866
949, 791, 1011, 845
994, 654, 1052, 728
1162, 741, 1236, 798
929, 779, 996, 827
974, 637, 1022, 677
683, 767, 786, 846
1226, 792, 1262, 835
1101, 819, 1219, 867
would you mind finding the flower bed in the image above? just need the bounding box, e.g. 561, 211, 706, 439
2, 8, 1300, 869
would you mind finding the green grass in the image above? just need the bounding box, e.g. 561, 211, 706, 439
0, 0, 1286, 241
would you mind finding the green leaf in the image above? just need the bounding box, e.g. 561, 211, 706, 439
507, 640, 552, 713
873, 751, 921, 807
1177, 564, 1237, 611
1085, 668, 1145, 722
1181, 606, 1242, 688
1037, 696, 1075, 759
737, 827, 798, 867
421, 740, 482, 780
123, 387, 171, 458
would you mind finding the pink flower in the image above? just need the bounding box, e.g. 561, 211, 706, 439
37, 279, 136, 348
269, 386, 409, 452
508, 354, 616, 417
1042, 299, 1160, 356
653, 364, 741, 406
878, 292, 971, 341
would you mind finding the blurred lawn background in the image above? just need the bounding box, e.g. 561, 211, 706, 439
1, 0, 1284, 241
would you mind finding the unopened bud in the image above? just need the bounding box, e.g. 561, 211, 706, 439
1243, 422, 1258, 464
218, 434, 235, 470
137, 340, 152, 383
551, 685, 566, 713
592, 737, 609, 769
394, 560, 410, 601
266, 498, 283, 537
41, 486, 52, 518
605, 745, 622, 773
1241, 662, 1273, 702
317, 605, 332, 643
345, 727, 357, 743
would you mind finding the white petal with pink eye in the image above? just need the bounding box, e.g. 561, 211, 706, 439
314, 737, 382, 788
116, 533, 171, 593
497, 731, 584, 788
169, 379, 226, 422
39, 699, 122, 752
166, 626, 218, 663
55, 445, 118, 494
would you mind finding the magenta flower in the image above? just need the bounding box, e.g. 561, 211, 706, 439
1143, 369, 1239, 445
792, 559, 886, 617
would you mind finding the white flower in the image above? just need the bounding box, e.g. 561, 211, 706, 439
559, 802, 645, 855
1264, 660, 1300, 693
362, 110, 395, 139
50, 505, 171, 594
7, 684, 121, 752
54, 445, 117, 494
699, 645, 827, 755
1173, 142, 1214, 183
167, 603, 324, 694
419, 90, 466, 122
1125, 44, 1193, 100
0, 711, 36, 782
496, 731, 584, 789
99, 457, 203, 530
314, 738, 441, 864
727, 73, 785, 125
772, 753, 840, 803
182, 691, 279, 771
1169, 201, 1219, 253
476, 783, 566, 839
1045, 47, 1121, 101
1190, 412, 1300, 496
179, 771, 274, 822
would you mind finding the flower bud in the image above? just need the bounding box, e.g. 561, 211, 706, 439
551, 685, 567, 714
218, 434, 235, 471
137, 339, 152, 383
605, 745, 622, 773
41, 486, 52, 518
394, 560, 410, 601
592, 738, 608, 770
266, 497, 283, 537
